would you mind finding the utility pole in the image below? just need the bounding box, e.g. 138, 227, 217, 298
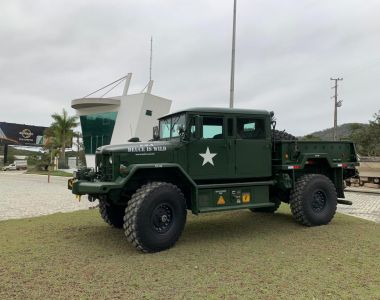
229, 0, 237, 108
330, 77, 343, 141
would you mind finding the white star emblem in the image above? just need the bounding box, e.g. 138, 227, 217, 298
199, 147, 217, 166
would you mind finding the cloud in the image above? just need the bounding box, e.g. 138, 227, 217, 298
0, 0, 379, 135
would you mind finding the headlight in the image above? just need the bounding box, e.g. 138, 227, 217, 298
109, 156, 113, 164
120, 164, 128, 175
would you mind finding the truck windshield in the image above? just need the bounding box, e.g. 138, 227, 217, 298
159, 113, 186, 139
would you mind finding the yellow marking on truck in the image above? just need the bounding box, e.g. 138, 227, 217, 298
242, 193, 251, 203
217, 196, 225, 205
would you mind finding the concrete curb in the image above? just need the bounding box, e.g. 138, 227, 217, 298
345, 187, 380, 195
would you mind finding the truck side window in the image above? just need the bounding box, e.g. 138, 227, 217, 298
202, 117, 224, 139
236, 118, 265, 139
160, 118, 171, 139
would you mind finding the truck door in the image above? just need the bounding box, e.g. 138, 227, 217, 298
188, 116, 233, 179
235, 116, 271, 177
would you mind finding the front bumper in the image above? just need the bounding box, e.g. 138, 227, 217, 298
68, 178, 121, 195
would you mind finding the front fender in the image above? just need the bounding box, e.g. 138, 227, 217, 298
124, 163, 197, 187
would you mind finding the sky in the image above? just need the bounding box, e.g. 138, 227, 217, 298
0, 0, 379, 136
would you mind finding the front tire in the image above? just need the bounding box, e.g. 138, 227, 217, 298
124, 182, 187, 253
289, 174, 337, 226
99, 200, 126, 229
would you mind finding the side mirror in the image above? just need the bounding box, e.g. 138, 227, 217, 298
178, 125, 188, 141
178, 125, 185, 136
153, 126, 159, 140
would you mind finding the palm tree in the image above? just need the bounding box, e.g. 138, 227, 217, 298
73, 131, 83, 167
49, 109, 78, 168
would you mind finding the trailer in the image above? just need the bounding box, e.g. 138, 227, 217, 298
346, 156, 380, 188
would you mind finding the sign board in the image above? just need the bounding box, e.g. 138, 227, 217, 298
0, 122, 48, 146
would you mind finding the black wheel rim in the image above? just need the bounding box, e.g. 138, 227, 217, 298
311, 189, 327, 213
151, 203, 174, 234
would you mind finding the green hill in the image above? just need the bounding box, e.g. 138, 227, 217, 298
302, 123, 368, 141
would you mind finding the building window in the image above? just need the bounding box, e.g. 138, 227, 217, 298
145, 110, 152, 116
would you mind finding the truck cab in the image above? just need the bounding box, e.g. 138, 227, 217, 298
157, 108, 272, 181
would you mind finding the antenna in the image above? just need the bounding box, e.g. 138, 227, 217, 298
141, 37, 154, 94
150, 36, 153, 81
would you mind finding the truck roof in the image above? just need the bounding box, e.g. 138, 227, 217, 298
159, 107, 271, 119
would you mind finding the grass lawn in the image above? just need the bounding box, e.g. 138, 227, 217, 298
25, 170, 72, 177
0, 206, 379, 299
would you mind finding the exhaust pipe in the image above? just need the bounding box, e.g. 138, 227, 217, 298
337, 199, 352, 205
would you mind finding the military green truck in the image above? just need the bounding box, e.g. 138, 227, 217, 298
69, 108, 358, 252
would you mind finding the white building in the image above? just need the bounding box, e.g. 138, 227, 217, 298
71, 74, 172, 167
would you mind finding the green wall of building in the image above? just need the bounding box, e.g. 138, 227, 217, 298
80, 112, 118, 154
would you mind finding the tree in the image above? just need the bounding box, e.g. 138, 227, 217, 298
368, 111, 380, 155
351, 111, 380, 156
48, 109, 78, 168
73, 131, 86, 167
302, 134, 321, 141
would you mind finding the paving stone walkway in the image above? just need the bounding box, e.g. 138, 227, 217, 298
338, 190, 380, 223
0, 172, 379, 223
0, 172, 97, 221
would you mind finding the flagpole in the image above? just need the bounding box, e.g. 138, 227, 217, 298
229, 0, 237, 108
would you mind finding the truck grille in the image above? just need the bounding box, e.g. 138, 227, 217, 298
97, 155, 113, 181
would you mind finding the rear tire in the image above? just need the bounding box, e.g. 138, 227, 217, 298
124, 182, 187, 253
99, 200, 126, 229
289, 174, 337, 226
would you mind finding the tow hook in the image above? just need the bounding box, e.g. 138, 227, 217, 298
88, 195, 97, 202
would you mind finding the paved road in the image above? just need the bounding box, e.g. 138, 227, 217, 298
0, 172, 379, 223
338, 190, 380, 223
0, 172, 97, 221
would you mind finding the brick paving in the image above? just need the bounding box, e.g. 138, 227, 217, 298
0, 172, 97, 221
0, 172, 379, 223
338, 190, 380, 223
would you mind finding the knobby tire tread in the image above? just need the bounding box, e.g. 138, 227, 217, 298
123, 182, 186, 253
289, 174, 337, 226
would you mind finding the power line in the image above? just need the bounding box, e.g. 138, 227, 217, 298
330, 77, 343, 141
